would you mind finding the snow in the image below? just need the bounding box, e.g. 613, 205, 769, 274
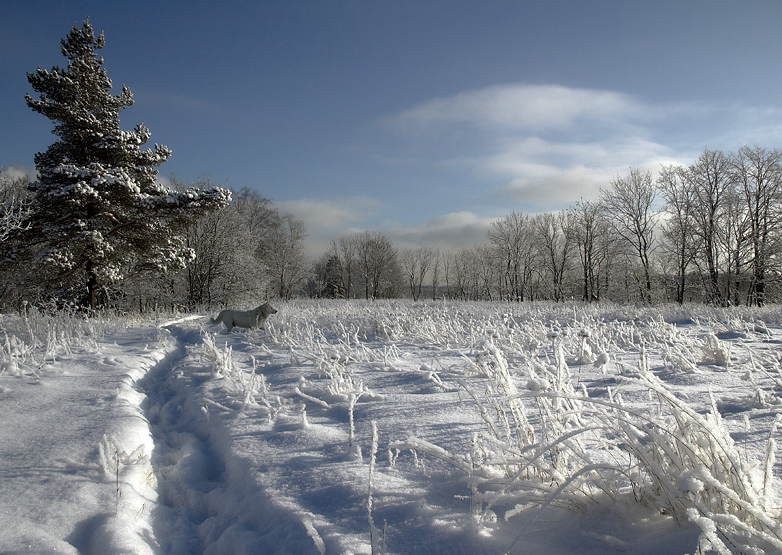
1, 300, 782, 554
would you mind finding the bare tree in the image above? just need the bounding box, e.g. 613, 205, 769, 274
600, 168, 657, 302
487, 211, 535, 301
442, 250, 455, 299
430, 249, 440, 300
0, 168, 34, 306
533, 212, 575, 302
569, 199, 607, 302
262, 213, 308, 300
0, 168, 31, 243
336, 236, 358, 299
401, 248, 416, 299
173, 179, 275, 308
472, 245, 500, 301
447, 248, 474, 300
657, 165, 697, 304
183, 207, 240, 307
401, 246, 436, 301
687, 149, 733, 304
234, 187, 279, 243
732, 145, 782, 306
719, 185, 750, 305
354, 231, 399, 299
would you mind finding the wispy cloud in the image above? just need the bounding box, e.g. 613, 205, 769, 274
385, 211, 496, 251
381, 83, 779, 208
385, 84, 646, 135
277, 197, 379, 231
1, 164, 36, 180
480, 136, 685, 206
276, 197, 382, 257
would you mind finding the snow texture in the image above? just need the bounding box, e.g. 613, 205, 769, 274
1, 300, 781, 554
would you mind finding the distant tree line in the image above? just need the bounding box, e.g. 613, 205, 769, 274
308, 145, 782, 307
3, 19, 781, 311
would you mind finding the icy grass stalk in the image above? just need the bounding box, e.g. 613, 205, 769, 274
348, 392, 363, 460
199, 331, 235, 377
238, 356, 271, 415
509, 368, 782, 553
323, 355, 363, 399
367, 420, 381, 555
295, 377, 333, 410
466, 340, 534, 451
763, 415, 781, 505
0, 332, 36, 376
701, 333, 731, 366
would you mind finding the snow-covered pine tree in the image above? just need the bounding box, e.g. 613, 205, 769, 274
25, 19, 230, 309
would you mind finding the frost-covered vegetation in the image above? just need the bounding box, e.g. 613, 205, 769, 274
0, 302, 127, 376
4, 299, 780, 553
263, 300, 782, 553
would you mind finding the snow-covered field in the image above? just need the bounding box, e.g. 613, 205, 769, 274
2, 300, 782, 554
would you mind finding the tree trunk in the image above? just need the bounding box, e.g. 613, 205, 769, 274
85, 259, 98, 310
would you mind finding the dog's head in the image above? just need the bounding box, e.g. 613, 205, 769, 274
260, 302, 278, 317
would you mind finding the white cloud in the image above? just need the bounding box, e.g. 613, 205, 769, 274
381, 82, 779, 209
277, 197, 379, 232
276, 197, 382, 259
385, 83, 647, 135
477, 136, 688, 205
1, 164, 36, 180
384, 211, 496, 251
380, 83, 671, 209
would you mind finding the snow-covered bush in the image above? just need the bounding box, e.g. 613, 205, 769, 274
196, 330, 275, 418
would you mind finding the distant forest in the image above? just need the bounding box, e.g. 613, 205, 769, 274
5, 143, 781, 310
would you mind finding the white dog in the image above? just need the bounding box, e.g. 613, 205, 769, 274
209, 302, 277, 333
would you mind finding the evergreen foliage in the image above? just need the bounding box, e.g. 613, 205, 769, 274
322, 254, 345, 298
24, 19, 230, 308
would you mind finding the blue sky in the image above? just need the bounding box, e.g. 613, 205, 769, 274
2, 0, 780, 256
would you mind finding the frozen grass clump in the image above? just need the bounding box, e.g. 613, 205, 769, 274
198, 330, 274, 417
390, 331, 781, 554
0, 302, 126, 375
701, 333, 732, 366
199, 331, 236, 377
